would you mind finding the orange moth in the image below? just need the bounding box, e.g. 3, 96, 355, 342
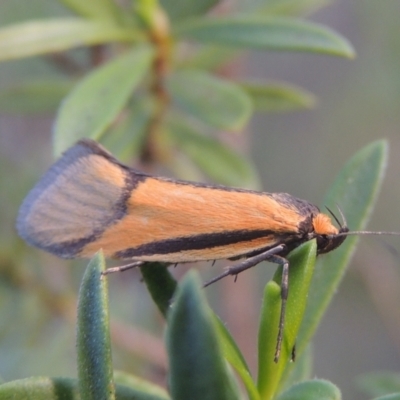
17, 139, 394, 361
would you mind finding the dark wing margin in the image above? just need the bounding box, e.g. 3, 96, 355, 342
114, 229, 280, 258
16, 140, 145, 258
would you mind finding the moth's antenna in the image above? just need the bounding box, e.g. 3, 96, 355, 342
325, 205, 400, 239
326, 206, 342, 228
336, 204, 348, 228
326, 204, 348, 229
329, 231, 400, 239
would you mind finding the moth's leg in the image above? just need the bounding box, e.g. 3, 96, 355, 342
102, 261, 144, 275
204, 246, 290, 363
267, 255, 289, 363
203, 244, 286, 287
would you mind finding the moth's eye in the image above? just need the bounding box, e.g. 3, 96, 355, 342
317, 234, 347, 254
316, 235, 329, 252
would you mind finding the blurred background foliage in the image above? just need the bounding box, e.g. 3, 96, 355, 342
0, 1, 400, 399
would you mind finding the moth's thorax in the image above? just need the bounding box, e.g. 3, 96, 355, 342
312, 213, 339, 235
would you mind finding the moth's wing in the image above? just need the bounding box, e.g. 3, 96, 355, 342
17, 140, 314, 261
16, 140, 143, 258
81, 177, 310, 262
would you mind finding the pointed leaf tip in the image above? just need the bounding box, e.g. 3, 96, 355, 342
298, 140, 388, 356
176, 16, 355, 58
167, 271, 240, 400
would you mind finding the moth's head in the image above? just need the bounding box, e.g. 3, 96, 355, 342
312, 208, 349, 254
312, 206, 400, 255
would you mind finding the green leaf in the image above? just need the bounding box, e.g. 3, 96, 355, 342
167, 69, 252, 131
257, 280, 282, 397
213, 315, 260, 400
160, 0, 218, 22
0, 79, 73, 114
167, 271, 241, 400
276, 379, 341, 400
115, 385, 171, 400
167, 117, 260, 188
53, 45, 153, 156
0, 18, 139, 62
77, 251, 115, 400
0, 377, 80, 400
356, 372, 400, 398
257, 240, 317, 399
0, 376, 171, 400
241, 81, 316, 112
140, 263, 177, 318
60, 0, 122, 21
296, 141, 388, 357
138, 260, 253, 400
175, 16, 355, 58
101, 97, 153, 162
114, 371, 170, 399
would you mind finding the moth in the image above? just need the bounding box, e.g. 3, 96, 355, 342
18, 139, 394, 361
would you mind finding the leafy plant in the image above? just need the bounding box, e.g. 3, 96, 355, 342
1, 0, 398, 399
0, 0, 354, 185
0, 141, 390, 399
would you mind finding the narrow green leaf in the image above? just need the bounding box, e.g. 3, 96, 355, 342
0, 377, 80, 400
257, 240, 317, 399
167, 117, 260, 188
115, 385, 172, 400
77, 251, 115, 400
297, 141, 388, 356
175, 16, 355, 58
140, 263, 177, 318
0, 79, 73, 114
356, 372, 400, 398
241, 81, 316, 112
160, 0, 218, 22
167, 69, 252, 131
0, 18, 139, 62
257, 280, 282, 397
0, 377, 171, 400
101, 97, 153, 162
114, 371, 170, 399
53, 45, 153, 156
276, 379, 341, 400
167, 271, 241, 400
213, 315, 260, 400
60, 0, 121, 21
